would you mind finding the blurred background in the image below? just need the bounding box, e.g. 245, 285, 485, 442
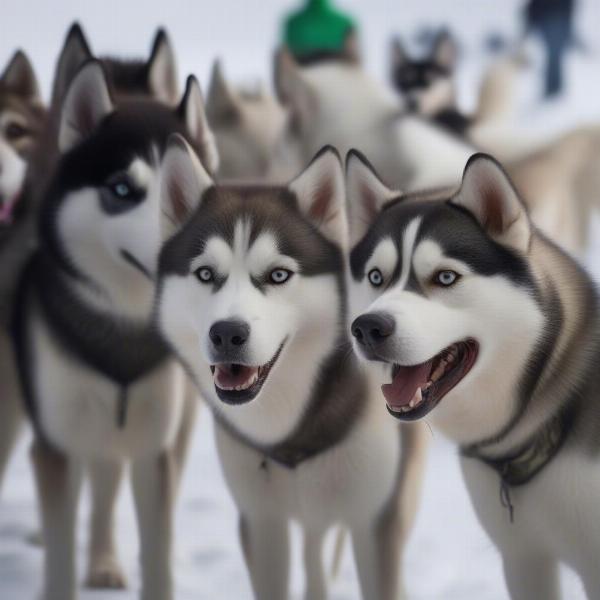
1, 1, 598, 598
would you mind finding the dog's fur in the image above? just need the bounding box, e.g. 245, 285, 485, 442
12, 59, 217, 600
156, 139, 427, 599
207, 60, 287, 181
347, 150, 600, 599
0, 50, 46, 493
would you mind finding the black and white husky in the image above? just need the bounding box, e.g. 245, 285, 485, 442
346, 149, 600, 599
13, 60, 217, 600
0, 49, 46, 491
155, 138, 427, 599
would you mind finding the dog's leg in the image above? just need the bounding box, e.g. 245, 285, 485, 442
502, 553, 559, 600
0, 332, 24, 494
131, 451, 175, 600
171, 378, 198, 488
239, 513, 290, 600
85, 458, 127, 589
303, 526, 326, 600
31, 440, 82, 600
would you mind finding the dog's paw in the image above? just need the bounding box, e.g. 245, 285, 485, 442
85, 557, 127, 589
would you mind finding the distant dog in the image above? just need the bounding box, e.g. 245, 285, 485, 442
347, 149, 600, 599
13, 60, 217, 600
0, 49, 45, 492
155, 138, 428, 599
206, 60, 287, 180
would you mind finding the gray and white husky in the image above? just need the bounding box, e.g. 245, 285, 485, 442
156, 138, 427, 599
12, 60, 217, 600
0, 49, 46, 492
346, 149, 600, 599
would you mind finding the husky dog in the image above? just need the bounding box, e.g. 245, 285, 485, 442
156, 138, 427, 599
207, 60, 287, 180
13, 60, 217, 600
346, 149, 600, 599
0, 50, 46, 491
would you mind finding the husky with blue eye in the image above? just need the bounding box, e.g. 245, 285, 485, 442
12, 60, 218, 600
155, 137, 428, 600
346, 149, 600, 599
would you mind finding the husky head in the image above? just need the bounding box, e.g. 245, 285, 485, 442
43, 60, 217, 319
390, 30, 457, 117
346, 150, 545, 441
157, 139, 345, 441
0, 51, 45, 225
51, 22, 179, 113
206, 60, 287, 180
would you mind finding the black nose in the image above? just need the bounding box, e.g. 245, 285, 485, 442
209, 320, 250, 351
352, 313, 395, 346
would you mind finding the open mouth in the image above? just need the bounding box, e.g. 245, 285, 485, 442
0, 191, 21, 225
383, 339, 478, 421
210, 343, 285, 405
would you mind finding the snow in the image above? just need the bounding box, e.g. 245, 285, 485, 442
1, 1, 599, 598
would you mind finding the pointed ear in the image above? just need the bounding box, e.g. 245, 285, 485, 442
345, 150, 399, 246
51, 22, 92, 110
147, 28, 179, 105
161, 134, 214, 234
390, 37, 406, 70
274, 48, 317, 133
432, 30, 457, 70
1, 51, 40, 100
206, 59, 240, 124
288, 146, 346, 246
451, 153, 531, 253
58, 61, 113, 153
178, 75, 219, 175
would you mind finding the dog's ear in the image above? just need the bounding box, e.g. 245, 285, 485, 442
147, 28, 179, 105
58, 60, 113, 153
51, 22, 92, 111
206, 59, 241, 125
451, 153, 531, 253
161, 133, 214, 234
177, 75, 219, 175
288, 145, 346, 246
345, 150, 399, 246
274, 48, 317, 134
1, 51, 40, 101
432, 29, 457, 70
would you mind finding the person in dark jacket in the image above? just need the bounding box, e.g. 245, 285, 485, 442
525, 0, 576, 97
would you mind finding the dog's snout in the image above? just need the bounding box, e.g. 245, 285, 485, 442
209, 320, 250, 351
352, 313, 395, 346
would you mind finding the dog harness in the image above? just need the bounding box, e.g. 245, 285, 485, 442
461, 407, 575, 522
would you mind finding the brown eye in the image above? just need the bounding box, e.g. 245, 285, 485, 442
5, 122, 28, 140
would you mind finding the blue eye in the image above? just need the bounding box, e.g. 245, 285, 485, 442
195, 267, 214, 283
269, 269, 292, 285
435, 270, 459, 287
112, 182, 132, 198
368, 268, 383, 287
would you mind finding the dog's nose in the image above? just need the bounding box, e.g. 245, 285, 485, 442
352, 313, 395, 346
209, 320, 250, 351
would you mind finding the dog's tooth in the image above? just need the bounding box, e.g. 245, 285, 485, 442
415, 387, 423, 404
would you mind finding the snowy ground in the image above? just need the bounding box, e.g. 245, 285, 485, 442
1, 1, 600, 598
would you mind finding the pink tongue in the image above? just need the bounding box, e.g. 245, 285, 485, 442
0, 193, 19, 224
215, 364, 258, 388
382, 361, 432, 409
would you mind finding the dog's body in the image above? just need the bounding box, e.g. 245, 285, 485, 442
13, 58, 217, 600
346, 150, 600, 599
0, 50, 46, 492
156, 140, 427, 599
207, 61, 287, 181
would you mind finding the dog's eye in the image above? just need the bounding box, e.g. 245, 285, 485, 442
434, 270, 459, 287
5, 122, 28, 140
195, 267, 214, 283
368, 268, 384, 287
269, 268, 293, 285
110, 180, 135, 199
